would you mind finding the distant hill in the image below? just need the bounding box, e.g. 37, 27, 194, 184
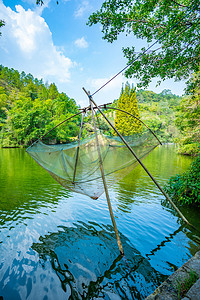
136, 89, 182, 143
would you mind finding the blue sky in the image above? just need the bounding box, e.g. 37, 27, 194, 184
0, 0, 186, 107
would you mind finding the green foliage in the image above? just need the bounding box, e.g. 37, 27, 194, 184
88, 0, 200, 87
0, 19, 5, 36
80, 111, 112, 138
177, 143, 200, 156
164, 155, 200, 206
137, 89, 181, 143
137, 89, 181, 106
175, 71, 200, 156
48, 83, 59, 99
163, 73, 199, 206
115, 82, 142, 135
0, 65, 80, 147
36, 0, 44, 5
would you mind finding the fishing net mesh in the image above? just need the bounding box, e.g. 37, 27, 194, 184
27, 108, 160, 199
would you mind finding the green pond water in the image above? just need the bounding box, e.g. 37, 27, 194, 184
0, 144, 199, 299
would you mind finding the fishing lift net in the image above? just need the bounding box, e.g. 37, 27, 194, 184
27, 104, 160, 200
27, 93, 193, 255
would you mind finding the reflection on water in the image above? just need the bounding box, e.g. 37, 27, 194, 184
32, 222, 164, 299
0, 148, 70, 228
0, 145, 200, 299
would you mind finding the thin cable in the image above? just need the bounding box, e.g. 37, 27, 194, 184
91, 3, 199, 97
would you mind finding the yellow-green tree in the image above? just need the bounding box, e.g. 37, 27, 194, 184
114, 83, 142, 136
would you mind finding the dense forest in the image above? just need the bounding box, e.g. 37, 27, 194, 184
0, 65, 81, 147
0, 65, 198, 157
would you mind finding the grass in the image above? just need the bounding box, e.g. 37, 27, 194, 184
176, 269, 198, 299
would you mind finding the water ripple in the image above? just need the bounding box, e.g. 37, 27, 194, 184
0, 146, 199, 299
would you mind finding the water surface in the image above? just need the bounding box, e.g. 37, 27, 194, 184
0, 145, 199, 299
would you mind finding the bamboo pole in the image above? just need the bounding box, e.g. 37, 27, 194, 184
83, 88, 124, 255
89, 95, 193, 228
72, 111, 85, 183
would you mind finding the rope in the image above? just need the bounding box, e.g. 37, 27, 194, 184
91, 3, 199, 97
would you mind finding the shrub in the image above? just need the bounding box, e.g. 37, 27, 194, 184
164, 155, 200, 206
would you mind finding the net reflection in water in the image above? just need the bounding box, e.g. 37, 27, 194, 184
32, 221, 165, 299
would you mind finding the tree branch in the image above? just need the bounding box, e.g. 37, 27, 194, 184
171, 0, 189, 8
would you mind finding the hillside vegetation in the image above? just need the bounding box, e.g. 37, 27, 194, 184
0, 65, 80, 147
0, 65, 198, 157
137, 89, 181, 143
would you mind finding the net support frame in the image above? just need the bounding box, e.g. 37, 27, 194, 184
87, 92, 193, 228
72, 111, 86, 183
83, 87, 124, 255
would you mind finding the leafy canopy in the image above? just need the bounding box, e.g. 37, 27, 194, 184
0, 65, 80, 147
175, 71, 200, 155
0, 20, 5, 35
88, 0, 200, 87
137, 89, 181, 143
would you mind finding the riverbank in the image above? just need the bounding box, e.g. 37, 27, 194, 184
145, 250, 200, 299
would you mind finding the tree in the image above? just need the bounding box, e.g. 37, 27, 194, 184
0, 87, 8, 130
51, 93, 80, 143
48, 83, 59, 99
175, 71, 200, 155
114, 82, 142, 135
88, 0, 200, 87
22, 81, 38, 100
6, 95, 52, 145
0, 65, 81, 146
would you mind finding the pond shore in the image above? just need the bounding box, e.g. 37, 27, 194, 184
145, 250, 200, 299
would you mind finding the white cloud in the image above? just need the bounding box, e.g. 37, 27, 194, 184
74, 1, 90, 18
75, 37, 88, 49
0, 2, 74, 84
12, 5, 44, 55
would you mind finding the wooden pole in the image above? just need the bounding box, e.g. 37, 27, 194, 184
72, 111, 85, 183
83, 87, 124, 255
89, 95, 193, 227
